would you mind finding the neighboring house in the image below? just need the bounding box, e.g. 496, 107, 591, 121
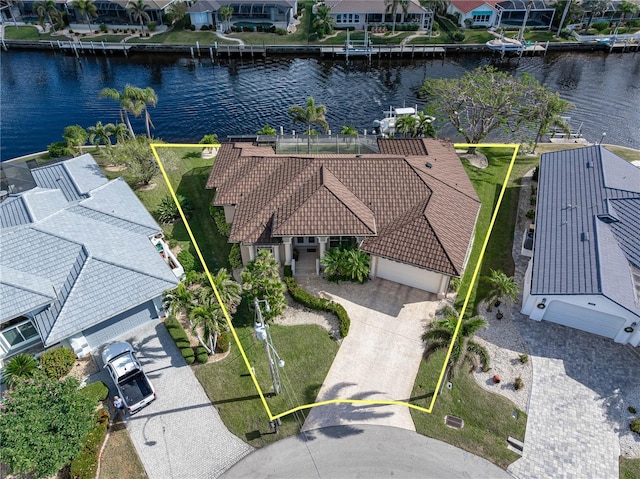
448, 0, 554, 29
323, 0, 433, 31
494, 0, 555, 29
188, 0, 298, 30
447, 1, 501, 28
206, 139, 480, 297
521, 146, 640, 346
0, 154, 181, 365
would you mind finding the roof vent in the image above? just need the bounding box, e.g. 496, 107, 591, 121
426, 162, 433, 169
581, 232, 589, 242
597, 214, 618, 224
586, 162, 591, 169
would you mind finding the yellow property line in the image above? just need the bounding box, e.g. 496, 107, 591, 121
150, 142, 520, 421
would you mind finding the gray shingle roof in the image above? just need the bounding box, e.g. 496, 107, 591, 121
0, 266, 56, 322
1, 155, 178, 346
0, 196, 31, 229
532, 146, 640, 313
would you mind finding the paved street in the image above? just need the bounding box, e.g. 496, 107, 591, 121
222, 424, 512, 479
297, 278, 444, 432
93, 320, 253, 479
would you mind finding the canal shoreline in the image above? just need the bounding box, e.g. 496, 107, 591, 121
3, 38, 638, 57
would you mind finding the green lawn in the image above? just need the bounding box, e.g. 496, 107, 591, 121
2, 25, 70, 41
410, 351, 527, 470
127, 29, 221, 45
90, 34, 129, 43
319, 30, 413, 45
620, 457, 640, 479
194, 301, 339, 448
455, 148, 539, 313
461, 30, 495, 43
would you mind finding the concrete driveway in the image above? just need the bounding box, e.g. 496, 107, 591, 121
93, 319, 253, 479
296, 278, 446, 432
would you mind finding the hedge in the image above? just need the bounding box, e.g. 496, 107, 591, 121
182, 347, 195, 364
284, 276, 350, 337
40, 346, 76, 379
195, 346, 209, 363
165, 317, 196, 363
80, 381, 109, 403
217, 331, 230, 353
69, 409, 109, 479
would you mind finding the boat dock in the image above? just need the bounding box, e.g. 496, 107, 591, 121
320, 45, 445, 58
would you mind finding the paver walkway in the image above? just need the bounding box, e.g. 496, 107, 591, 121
96, 320, 253, 479
297, 278, 445, 432
506, 174, 640, 478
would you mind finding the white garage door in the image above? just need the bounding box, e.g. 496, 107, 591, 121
375, 257, 442, 293
83, 301, 157, 350
542, 301, 625, 339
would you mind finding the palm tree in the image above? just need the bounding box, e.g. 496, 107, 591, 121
33, 0, 62, 31
88, 121, 115, 147
99, 85, 157, 138
199, 133, 219, 156
313, 3, 333, 38
136, 86, 158, 138
189, 302, 226, 353
484, 269, 520, 311
617, 0, 638, 28
288, 97, 329, 153
164, 282, 194, 316
321, 247, 370, 283
127, 0, 151, 31
583, 0, 609, 30
2, 353, 39, 388
219, 5, 234, 32
72, 0, 97, 33
385, 0, 409, 34
415, 111, 436, 138
257, 125, 277, 135
241, 249, 287, 320
422, 0, 450, 17
395, 114, 417, 137
200, 268, 242, 314
422, 305, 490, 377
108, 122, 130, 143
340, 125, 357, 135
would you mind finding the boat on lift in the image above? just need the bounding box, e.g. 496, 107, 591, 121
372, 105, 433, 137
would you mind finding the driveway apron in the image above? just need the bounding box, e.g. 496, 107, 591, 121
98, 320, 253, 479
297, 278, 444, 432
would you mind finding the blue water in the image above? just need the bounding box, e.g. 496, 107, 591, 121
1, 50, 639, 160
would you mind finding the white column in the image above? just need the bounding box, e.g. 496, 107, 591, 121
282, 237, 293, 265
318, 236, 329, 259
272, 245, 281, 264
247, 244, 255, 261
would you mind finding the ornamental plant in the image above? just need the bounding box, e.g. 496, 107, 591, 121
40, 346, 76, 379
0, 374, 95, 477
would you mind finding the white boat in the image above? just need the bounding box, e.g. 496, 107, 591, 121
151, 234, 185, 280
486, 37, 525, 52
372, 105, 433, 137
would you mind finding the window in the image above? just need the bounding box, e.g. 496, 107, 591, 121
473, 14, 491, 23
0, 317, 40, 351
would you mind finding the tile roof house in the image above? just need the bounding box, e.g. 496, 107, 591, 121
323, 0, 433, 31
447, 0, 554, 28
206, 139, 480, 296
521, 146, 640, 346
0, 154, 180, 364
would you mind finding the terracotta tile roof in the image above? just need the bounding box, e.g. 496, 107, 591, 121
449, 0, 500, 14
207, 140, 480, 277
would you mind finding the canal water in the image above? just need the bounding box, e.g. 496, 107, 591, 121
1, 50, 638, 160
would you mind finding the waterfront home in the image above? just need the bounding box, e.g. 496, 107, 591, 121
448, 0, 555, 29
206, 139, 480, 297
323, 0, 434, 32
188, 0, 298, 31
521, 146, 640, 346
0, 154, 180, 365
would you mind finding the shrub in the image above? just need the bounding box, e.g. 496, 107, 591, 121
451, 31, 465, 42
40, 346, 76, 379
200, 24, 209, 31
147, 21, 156, 31
630, 418, 640, 435
514, 376, 524, 390
99, 23, 107, 33
165, 316, 181, 330
628, 406, 637, 414
560, 28, 573, 40
519, 354, 529, 364
229, 244, 242, 269
283, 265, 293, 277
592, 22, 609, 33
275, 28, 287, 35
195, 346, 209, 363
529, 195, 536, 205
156, 194, 193, 224
525, 209, 535, 219
210, 205, 231, 236
181, 347, 195, 364
48, 141, 73, 158
448, 278, 461, 293
80, 381, 109, 403
2, 354, 38, 388
190, 24, 196, 31
177, 249, 196, 272
217, 331, 230, 353
69, 409, 109, 479
532, 166, 539, 182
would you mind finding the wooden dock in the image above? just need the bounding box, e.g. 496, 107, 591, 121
320, 45, 445, 58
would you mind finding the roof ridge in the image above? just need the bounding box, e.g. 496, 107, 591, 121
71, 203, 156, 233
0, 266, 55, 298
422, 212, 458, 275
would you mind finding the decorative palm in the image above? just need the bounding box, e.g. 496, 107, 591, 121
189, 302, 226, 353
485, 269, 520, 310
395, 114, 417, 138
100, 85, 157, 138
321, 247, 370, 283
257, 125, 277, 135
200, 268, 242, 315
108, 122, 131, 143
219, 5, 234, 32
241, 250, 287, 320
127, 0, 151, 31
34, 0, 62, 31
288, 97, 329, 153
2, 353, 39, 388
415, 111, 436, 138
72, 0, 97, 33
164, 282, 194, 316
385, 0, 409, 34
340, 125, 357, 135
422, 305, 490, 376
88, 121, 115, 146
